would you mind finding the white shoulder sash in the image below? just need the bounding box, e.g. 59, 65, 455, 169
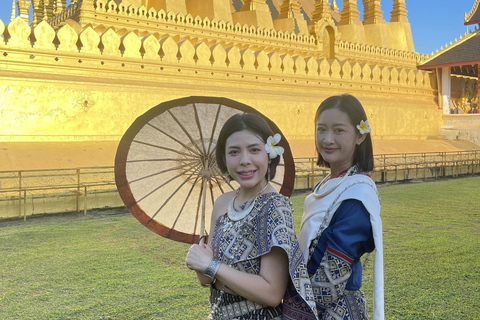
298, 174, 384, 320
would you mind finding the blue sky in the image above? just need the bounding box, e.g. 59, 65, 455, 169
0, 0, 477, 54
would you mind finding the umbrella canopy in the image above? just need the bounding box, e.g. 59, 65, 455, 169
115, 96, 295, 244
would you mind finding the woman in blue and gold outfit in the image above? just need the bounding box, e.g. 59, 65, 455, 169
289, 94, 384, 320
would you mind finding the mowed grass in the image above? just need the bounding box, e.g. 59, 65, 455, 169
1, 176, 479, 319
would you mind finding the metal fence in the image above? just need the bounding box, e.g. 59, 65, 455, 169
0, 167, 118, 220
293, 150, 480, 189
1, 150, 479, 220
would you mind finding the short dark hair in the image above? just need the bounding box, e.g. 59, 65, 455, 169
314, 94, 374, 172
215, 113, 280, 180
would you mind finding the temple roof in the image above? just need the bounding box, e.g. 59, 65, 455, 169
464, 0, 480, 25
418, 30, 480, 76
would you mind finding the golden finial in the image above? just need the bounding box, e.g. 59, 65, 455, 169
331, 0, 338, 11
10, 0, 16, 22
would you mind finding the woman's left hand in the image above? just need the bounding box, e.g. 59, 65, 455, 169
185, 243, 214, 272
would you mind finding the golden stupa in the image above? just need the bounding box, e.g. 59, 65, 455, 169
0, 0, 479, 172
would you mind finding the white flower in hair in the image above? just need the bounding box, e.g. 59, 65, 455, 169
265, 133, 284, 159
356, 120, 372, 134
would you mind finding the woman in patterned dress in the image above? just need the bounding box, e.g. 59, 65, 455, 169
296, 94, 384, 320
185, 113, 315, 320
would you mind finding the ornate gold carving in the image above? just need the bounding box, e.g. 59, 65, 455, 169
464, 0, 480, 24
0, 0, 440, 147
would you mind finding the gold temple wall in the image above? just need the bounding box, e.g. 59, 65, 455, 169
0, 11, 441, 148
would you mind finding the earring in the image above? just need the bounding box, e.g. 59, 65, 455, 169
225, 171, 231, 180
267, 165, 271, 181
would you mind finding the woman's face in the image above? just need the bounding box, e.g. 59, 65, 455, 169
225, 130, 269, 193
316, 108, 365, 176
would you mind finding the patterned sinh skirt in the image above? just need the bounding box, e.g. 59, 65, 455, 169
208, 287, 282, 320
316, 290, 368, 320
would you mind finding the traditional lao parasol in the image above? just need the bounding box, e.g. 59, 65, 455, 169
115, 96, 295, 244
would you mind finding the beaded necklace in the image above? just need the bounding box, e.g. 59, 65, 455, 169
312, 165, 356, 199
227, 182, 269, 221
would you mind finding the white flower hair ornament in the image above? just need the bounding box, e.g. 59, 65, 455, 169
265, 133, 285, 159
356, 120, 372, 134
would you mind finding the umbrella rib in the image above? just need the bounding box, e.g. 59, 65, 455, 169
127, 158, 198, 163
136, 162, 202, 204
147, 169, 199, 223
192, 177, 205, 238
129, 162, 199, 184
145, 122, 200, 156
167, 109, 204, 155
168, 175, 201, 232
270, 180, 282, 187
193, 103, 207, 156
211, 166, 237, 192
211, 175, 228, 194
206, 104, 222, 155
208, 179, 216, 224
132, 139, 196, 158
224, 179, 237, 191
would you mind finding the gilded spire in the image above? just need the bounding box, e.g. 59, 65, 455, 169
310, 0, 331, 24
277, 0, 301, 19
55, 0, 67, 14
18, 0, 32, 23
363, 0, 384, 24
274, 0, 308, 34
331, 0, 338, 11
338, 0, 361, 25
234, 0, 274, 29
32, 0, 43, 27
43, 1, 48, 21
41, 0, 55, 22
240, 0, 268, 11
391, 0, 408, 23
11, 0, 16, 22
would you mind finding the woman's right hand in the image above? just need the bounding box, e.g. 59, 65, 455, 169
185, 243, 214, 273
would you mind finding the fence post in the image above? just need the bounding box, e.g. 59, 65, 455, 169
76, 168, 80, 212
442, 152, 446, 176
84, 186, 87, 215
23, 190, 27, 221
18, 171, 22, 218
423, 153, 426, 179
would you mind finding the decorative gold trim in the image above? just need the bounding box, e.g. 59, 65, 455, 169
464, 0, 480, 24
417, 28, 480, 65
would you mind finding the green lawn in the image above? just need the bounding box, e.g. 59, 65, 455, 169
1, 177, 479, 319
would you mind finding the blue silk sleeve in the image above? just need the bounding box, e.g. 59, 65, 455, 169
308, 199, 374, 290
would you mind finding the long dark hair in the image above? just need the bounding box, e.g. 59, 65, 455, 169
314, 94, 374, 172
215, 113, 280, 180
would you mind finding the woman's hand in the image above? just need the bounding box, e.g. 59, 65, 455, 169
185, 243, 214, 273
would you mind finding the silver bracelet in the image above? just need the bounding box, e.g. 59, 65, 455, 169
204, 258, 221, 280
